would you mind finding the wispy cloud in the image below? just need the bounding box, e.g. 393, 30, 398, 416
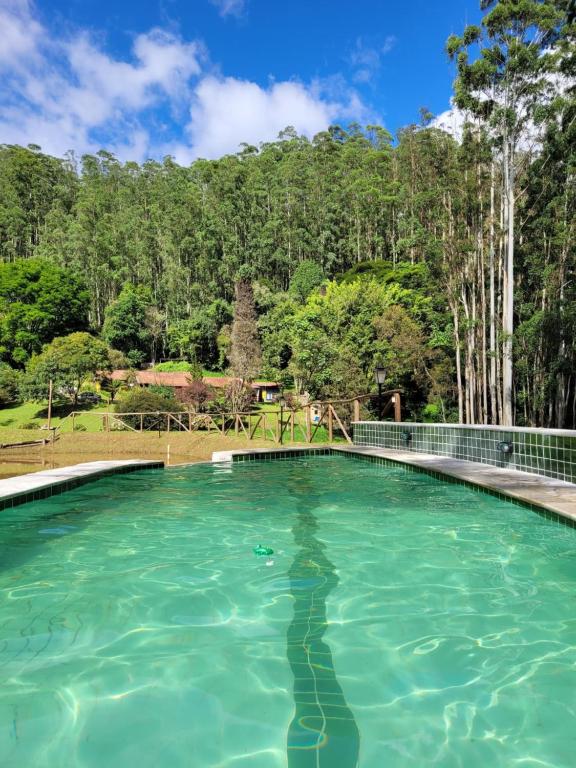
349, 35, 396, 83
210, 0, 245, 18
0, 0, 374, 162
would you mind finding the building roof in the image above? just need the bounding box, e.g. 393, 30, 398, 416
108, 370, 192, 387
107, 371, 279, 390
252, 381, 281, 388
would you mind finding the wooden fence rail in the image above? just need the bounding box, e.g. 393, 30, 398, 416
56, 391, 401, 444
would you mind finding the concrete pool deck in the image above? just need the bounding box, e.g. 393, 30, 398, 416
0, 460, 164, 510
212, 445, 576, 524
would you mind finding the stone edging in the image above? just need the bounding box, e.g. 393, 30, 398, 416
0, 460, 164, 511
211, 445, 576, 525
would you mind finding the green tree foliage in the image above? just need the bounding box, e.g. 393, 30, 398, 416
102, 284, 152, 367
260, 279, 443, 404
22, 332, 112, 404
0, 259, 89, 366
0, 364, 20, 405
289, 260, 324, 302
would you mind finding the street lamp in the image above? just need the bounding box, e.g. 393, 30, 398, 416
374, 367, 386, 421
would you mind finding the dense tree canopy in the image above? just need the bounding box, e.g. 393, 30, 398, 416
22, 332, 112, 404
0, 259, 89, 367
0, 0, 573, 426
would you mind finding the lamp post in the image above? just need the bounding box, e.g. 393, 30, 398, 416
374, 367, 386, 421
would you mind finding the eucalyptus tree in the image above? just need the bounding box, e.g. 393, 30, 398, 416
447, 0, 566, 424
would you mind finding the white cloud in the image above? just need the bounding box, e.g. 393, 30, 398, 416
0, 1, 204, 160
0, 0, 373, 162
184, 76, 373, 159
210, 0, 245, 18
0, 0, 42, 67
431, 99, 467, 140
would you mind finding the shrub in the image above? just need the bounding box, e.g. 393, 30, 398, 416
19, 421, 40, 430
0, 364, 21, 405
178, 380, 213, 412
115, 388, 182, 430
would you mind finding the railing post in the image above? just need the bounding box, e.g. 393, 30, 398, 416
328, 406, 333, 442
276, 410, 281, 443
305, 406, 311, 443
394, 392, 402, 422
71, 413, 75, 432
290, 412, 295, 442
167, 413, 171, 433
353, 398, 360, 422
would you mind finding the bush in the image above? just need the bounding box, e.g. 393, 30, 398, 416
153, 361, 194, 372
115, 388, 182, 430
0, 364, 21, 405
19, 421, 40, 430
149, 385, 174, 399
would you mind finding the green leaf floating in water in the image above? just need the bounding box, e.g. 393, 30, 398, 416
253, 544, 274, 557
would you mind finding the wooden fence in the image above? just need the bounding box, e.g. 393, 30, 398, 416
57, 390, 402, 445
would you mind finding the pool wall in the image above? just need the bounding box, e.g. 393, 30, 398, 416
353, 422, 576, 484
0, 460, 164, 511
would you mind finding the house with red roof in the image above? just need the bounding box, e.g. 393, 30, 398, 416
107, 370, 280, 402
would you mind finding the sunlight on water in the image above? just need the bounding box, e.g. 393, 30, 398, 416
1, 456, 576, 767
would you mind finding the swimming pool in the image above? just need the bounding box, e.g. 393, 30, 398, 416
1, 454, 575, 767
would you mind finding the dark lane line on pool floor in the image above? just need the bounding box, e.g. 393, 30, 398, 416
286, 496, 360, 768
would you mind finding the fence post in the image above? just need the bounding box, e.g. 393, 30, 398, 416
290, 412, 295, 442
276, 410, 281, 443
235, 414, 239, 436
394, 392, 402, 422
140, 414, 143, 432
328, 406, 333, 442
305, 406, 311, 443
71, 413, 75, 432
353, 398, 360, 422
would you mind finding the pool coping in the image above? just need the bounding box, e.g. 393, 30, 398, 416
0, 460, 164, 510
211, 445, 576, 524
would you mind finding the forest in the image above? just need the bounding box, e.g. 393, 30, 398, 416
0, 0, 574, 427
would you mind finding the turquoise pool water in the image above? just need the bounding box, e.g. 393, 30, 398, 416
1, 455, 576, 767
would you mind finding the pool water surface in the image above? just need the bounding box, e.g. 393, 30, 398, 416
1, 455, 576, 767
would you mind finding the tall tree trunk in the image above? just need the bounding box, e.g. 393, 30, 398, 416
502, 140, 515, 425
489, 162, 497, 423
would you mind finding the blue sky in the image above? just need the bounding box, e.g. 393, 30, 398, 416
0, 0, 481, 163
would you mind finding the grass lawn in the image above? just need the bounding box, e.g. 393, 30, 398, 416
0, 400, 111, 433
